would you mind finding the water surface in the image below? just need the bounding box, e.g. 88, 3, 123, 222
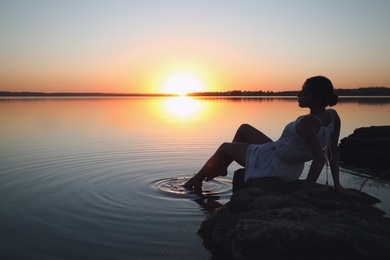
0, 97, 389, 259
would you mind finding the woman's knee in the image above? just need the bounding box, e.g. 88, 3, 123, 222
238, 123, 252, 132
234, 124, 253, 141
217, 142, 238, 157
218, 142, 231, 151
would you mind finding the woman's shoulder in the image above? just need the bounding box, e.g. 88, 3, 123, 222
326, 108, 337, 115
296, 114, 320, 125
326, 108, 341, 123
295, 114, 321, 135
296, 108, 340, 127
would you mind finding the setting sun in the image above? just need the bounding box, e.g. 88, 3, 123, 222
161, 73, 204, 95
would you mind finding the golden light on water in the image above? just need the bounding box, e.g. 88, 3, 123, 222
163, 97, 203, 119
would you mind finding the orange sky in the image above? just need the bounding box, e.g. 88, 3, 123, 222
1, 1, 389, 94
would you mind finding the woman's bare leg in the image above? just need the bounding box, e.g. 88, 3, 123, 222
233, 124, 273, 144
183, 142, 249, 189
184, 124, 272, 189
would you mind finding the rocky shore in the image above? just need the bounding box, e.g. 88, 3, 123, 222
197, 126, 390, 259
198, 169, 390, 260
339, 126, 390, 178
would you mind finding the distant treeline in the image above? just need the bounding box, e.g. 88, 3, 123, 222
0, 92, 178, 97
1, 87, 389, 97
188, 87, 390, 97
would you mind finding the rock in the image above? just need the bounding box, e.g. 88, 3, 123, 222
198, 169, 390, 260
339, 126, 390, 173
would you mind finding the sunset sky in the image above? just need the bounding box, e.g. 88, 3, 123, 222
1, 0, 389, 94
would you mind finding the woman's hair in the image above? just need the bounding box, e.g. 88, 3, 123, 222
305, 76, 338, 107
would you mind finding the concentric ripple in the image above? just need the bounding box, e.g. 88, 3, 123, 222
155, 176, 232, 196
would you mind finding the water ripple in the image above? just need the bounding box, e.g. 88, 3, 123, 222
155, 176, 232, 196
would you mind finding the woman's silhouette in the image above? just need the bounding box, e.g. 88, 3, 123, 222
184, 76, 345, 195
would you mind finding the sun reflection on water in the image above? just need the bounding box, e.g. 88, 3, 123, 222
163, 97, 203, 119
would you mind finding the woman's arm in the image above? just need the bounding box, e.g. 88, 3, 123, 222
297, 116, 327, 194
297, 110, 345, 195
328, 109, 344, 192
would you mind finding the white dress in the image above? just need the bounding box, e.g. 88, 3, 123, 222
244, 114, 334, 182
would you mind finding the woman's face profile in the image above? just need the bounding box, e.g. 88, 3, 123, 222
297, 84, 314, 107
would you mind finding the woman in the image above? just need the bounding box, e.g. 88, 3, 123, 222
183, 76, 345, 195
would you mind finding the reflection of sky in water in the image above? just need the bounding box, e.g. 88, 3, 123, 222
341, 170, 390, 215
0, 97, 389, 259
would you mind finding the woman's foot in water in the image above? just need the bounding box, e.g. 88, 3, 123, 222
183, 176, 203, 189
183, 169, 227, 189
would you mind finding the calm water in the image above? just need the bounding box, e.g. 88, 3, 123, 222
1, 96, 389, 259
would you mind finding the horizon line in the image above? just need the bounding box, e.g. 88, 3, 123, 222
1, 86, 390, 93
1, 86, 390, 97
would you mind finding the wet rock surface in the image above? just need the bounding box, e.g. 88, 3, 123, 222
198, 170, 390, 260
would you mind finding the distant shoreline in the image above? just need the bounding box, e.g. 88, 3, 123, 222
1, 87, 389, 97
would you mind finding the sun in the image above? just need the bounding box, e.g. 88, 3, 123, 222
161, 73, 204, 95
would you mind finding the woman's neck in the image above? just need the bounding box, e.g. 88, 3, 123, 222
309, 107, 327, 117
309, 107, 333, 126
